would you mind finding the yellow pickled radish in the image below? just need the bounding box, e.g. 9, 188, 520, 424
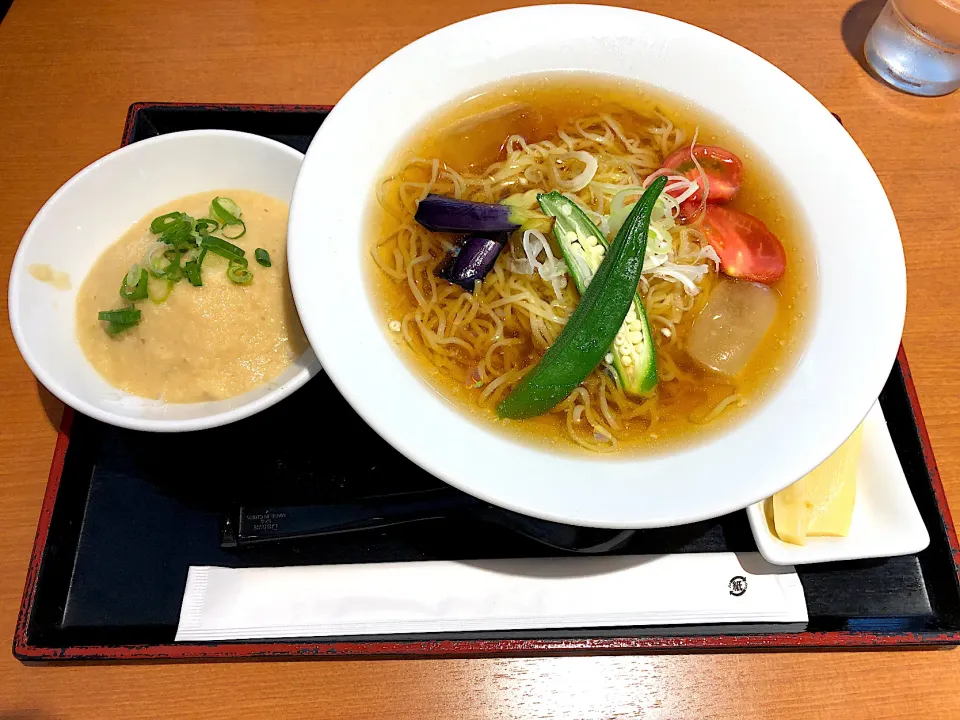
771, 424, 864, 545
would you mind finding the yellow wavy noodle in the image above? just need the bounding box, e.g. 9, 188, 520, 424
371, 108, 756, 452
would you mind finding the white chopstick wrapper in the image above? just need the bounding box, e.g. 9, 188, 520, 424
175, 553, 806, 641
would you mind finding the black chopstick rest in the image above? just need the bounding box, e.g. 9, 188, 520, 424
220, 488, 476, 548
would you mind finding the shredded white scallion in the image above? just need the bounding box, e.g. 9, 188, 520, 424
697, 244, 721, 267
508, 229, 568, 299
551, 151, 598, 192
598, 191, 715, 298
647, 262, 710, 295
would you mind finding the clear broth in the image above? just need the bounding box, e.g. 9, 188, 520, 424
368, 73, 813, 455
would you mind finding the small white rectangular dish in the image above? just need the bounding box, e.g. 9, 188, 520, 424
746, 402, 930, 565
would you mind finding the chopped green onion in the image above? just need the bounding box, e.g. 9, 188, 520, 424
221, 219, 246, 239
199, 235, 245, 262
210, 197, 242, 224
105, 321, 138, 335
183, 259, 203, 287
150, 212, 199, 253
119, 266, 148, 301
148, 278, 175, 304
155, 248, 183, 281
147, 243, 181, 279
134, 201, 255, 316
150, 212, 188, 234
255, 248, 272, 267
194, 218, 219, 235
147, 246, 164, 275
161, 224, 197, 250
99, 307, 141, 324
184, 246, 206, 287
211, 197, 246, 239
226, 260, 253, 285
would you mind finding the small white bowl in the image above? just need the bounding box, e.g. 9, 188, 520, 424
9, 130, 320, 432
288, 5, 906, 528
746, 403, 929, 565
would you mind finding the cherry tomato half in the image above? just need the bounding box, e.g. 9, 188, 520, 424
661, 145, 744, 223
701, 206, 786, 285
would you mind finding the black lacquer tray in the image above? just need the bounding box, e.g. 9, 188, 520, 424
14, 103, 960, 661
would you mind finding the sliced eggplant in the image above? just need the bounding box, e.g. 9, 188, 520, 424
415, 194, 539, 234
537, 191, 657, 396
436, 234, 507, 291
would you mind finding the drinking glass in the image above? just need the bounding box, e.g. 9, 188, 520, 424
864, 0, 960, 96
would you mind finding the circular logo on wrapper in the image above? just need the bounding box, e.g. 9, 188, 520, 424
729, 576, 748, 596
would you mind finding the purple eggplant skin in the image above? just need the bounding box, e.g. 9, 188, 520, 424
436, 234, 508, 291
415, 194, 532, 233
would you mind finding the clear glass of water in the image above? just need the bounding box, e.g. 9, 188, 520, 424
864, 0, 960, 96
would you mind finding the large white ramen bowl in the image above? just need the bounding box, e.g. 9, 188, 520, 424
287, 5, 906, 528
9, 130, 320, 432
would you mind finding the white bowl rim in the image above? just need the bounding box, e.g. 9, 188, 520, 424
288, 5, 906, 528
9, 129, 320, 433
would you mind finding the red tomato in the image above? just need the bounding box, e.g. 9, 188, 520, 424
672, 190, 705, 225
701, 206, 786, 284
663, 145, 743, 201
661, 145, 744, 224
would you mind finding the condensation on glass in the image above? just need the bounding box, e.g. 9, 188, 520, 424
864, 0, 960, 96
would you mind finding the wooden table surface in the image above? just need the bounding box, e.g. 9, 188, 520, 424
2, 0, 959, 717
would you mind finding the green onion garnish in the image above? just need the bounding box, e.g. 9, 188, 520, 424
105, 321, 138, 335
194, 218, 219, 235
150, 212, 188, 234
119, 267, 148, 301
183, 259, 202, 287
157, 249, 183, 281
226, 260, 253, 285
210, 197, 242, 224
161, 225, 197, 251
148, 212, 199, 253
255, 248, 271, 267
183, 247, 208, 287
154, 213, 195, 244
221, 219, 246, 239
199, 235, 245, 262
149, 278, 175, 304
211, 197, 247, 239
147, 244, 183, 280
99, 307, 141, 324
102, 199, 255, 334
